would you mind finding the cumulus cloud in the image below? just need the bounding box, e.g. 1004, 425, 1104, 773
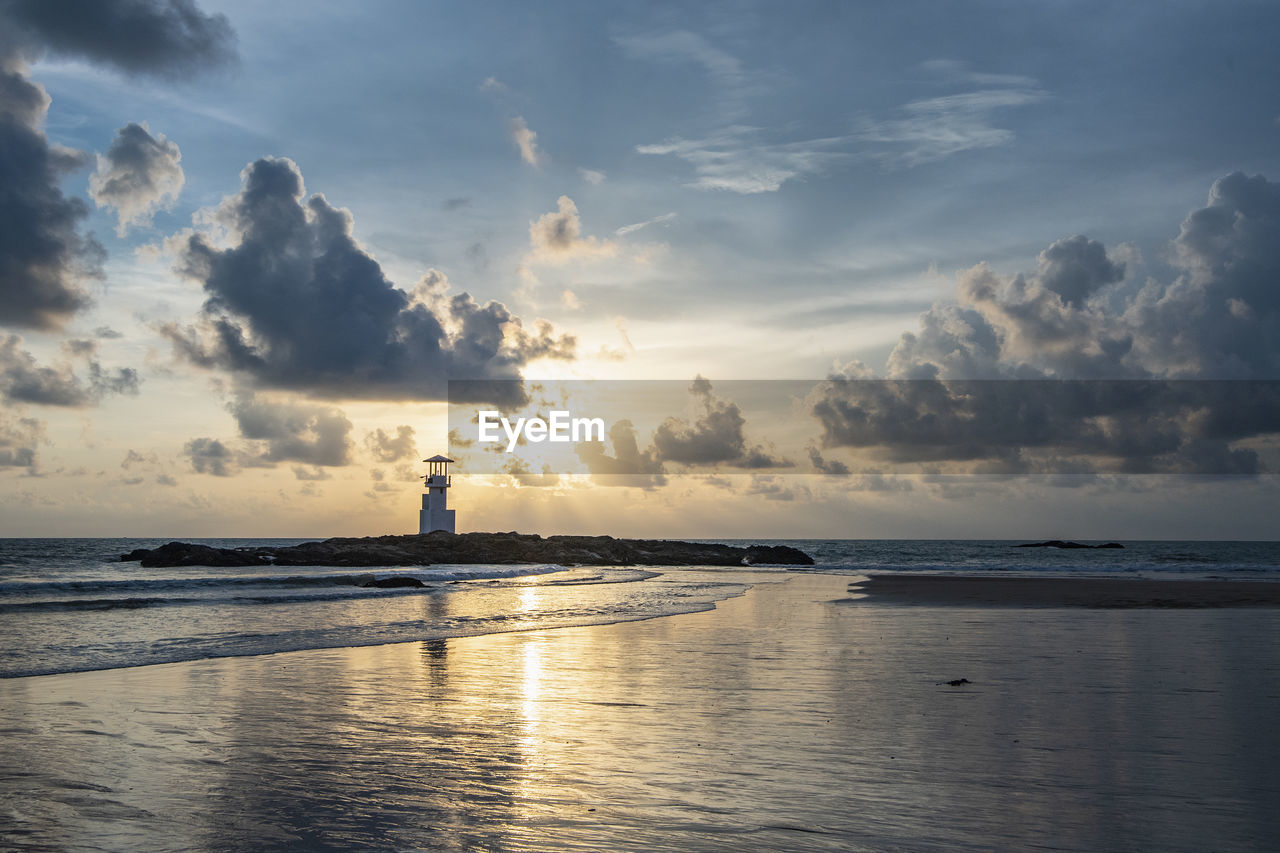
526, 195, 618, 262
0, 0, 233, 331
652, 377, 791, 469
1, 334, 140, 406
509, 116, 543, 166
182, 393, 355, 476
1, 0, 236, 78
89, 122, 184, 235
0, 57, 100, 329
229, 393, 352, 467
364, 425, 417, 462
165, 157, 574, 402
809, 172, 1280, 475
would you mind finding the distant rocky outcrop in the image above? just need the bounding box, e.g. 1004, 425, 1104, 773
119, 532, 815, 569
1015, 540, 1124, 550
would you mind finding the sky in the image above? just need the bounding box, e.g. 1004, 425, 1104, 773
2, 0, 1279, 538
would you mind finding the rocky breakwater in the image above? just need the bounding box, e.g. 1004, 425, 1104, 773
120, 532, 815, 569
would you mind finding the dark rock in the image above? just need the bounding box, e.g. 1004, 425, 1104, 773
744, 544, 814, 566
944, 678, 972, 686
117, 532, 816, 569
137, 542, 270, 568
119, 548, 150, 562
360, 576, 426, 589
1016, 540, 1124, 550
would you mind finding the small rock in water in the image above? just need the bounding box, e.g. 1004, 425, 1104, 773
944, 678, 972, 686
360, 576, 426, 589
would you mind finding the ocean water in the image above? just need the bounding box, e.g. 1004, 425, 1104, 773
2, 538, 1279, 678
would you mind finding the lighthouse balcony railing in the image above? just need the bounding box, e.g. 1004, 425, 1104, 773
426, 474, 451, 487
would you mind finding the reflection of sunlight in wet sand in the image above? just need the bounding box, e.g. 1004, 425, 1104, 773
516, 631, 547, 815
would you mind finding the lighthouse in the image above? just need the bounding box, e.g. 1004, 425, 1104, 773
418, 454, 456, 534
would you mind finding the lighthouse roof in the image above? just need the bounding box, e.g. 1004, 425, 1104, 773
424, 454, 454, 463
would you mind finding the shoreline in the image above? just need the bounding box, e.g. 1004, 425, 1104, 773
5, 573, 1279, 850
848, 573, 1280, 607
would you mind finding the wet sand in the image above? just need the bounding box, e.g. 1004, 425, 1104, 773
3, 572, 1280, 851
849, 573, 1280, 608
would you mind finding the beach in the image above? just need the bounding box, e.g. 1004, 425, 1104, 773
4, 571, 1280, 851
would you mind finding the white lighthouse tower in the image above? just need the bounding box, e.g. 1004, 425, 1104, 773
418, 454, 456, 534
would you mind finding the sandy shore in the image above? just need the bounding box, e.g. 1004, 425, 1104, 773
849, 573, 1280, 608
3, 572, 1280, 851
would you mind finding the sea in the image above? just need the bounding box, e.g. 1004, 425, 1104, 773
2, 538, 1279, 679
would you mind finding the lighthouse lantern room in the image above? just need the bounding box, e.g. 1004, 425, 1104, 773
419, 454, 456, 534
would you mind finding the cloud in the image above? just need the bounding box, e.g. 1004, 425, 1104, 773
579, 168, 606, 185
574, 419, 666, 488
0, 0, 232, 331
526, 195, 618, 262
229, 393, 352, 467
1, 0, 237, 78
615, 212, 676, 236
616, 30, 749, 90
364, 425, 417, 462
807, 444, 850, 476
808, 172, 1280, 475
182, 436, 234, 476
652, 377, 791, 469
89, 122, 184, 235
509, 116, 544, 166
636, 126, 846, 193
854, 69, 1047, 167
0, 57, 101, 329
744, 474, 807, 502
1, 333, 140, 406
182, 393, 355, 476
503, 456, 561, 488
0, 413, 41, 470
165, 157, 574, 402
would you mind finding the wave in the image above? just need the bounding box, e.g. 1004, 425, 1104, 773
0, 564, 568, 598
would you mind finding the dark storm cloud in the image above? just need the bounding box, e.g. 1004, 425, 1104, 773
652, 377, 791, 469
0, 60, 100, 330
1, 334, 139, 406
0, 0, 232, 330
0, 0, 236, 77
809, 379, 1276, 474
229, 393, 353, 468
364, 425, 417, 463
810, 173, 1280, 474
167, 157, 574, 402
89, 122, 184, 235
